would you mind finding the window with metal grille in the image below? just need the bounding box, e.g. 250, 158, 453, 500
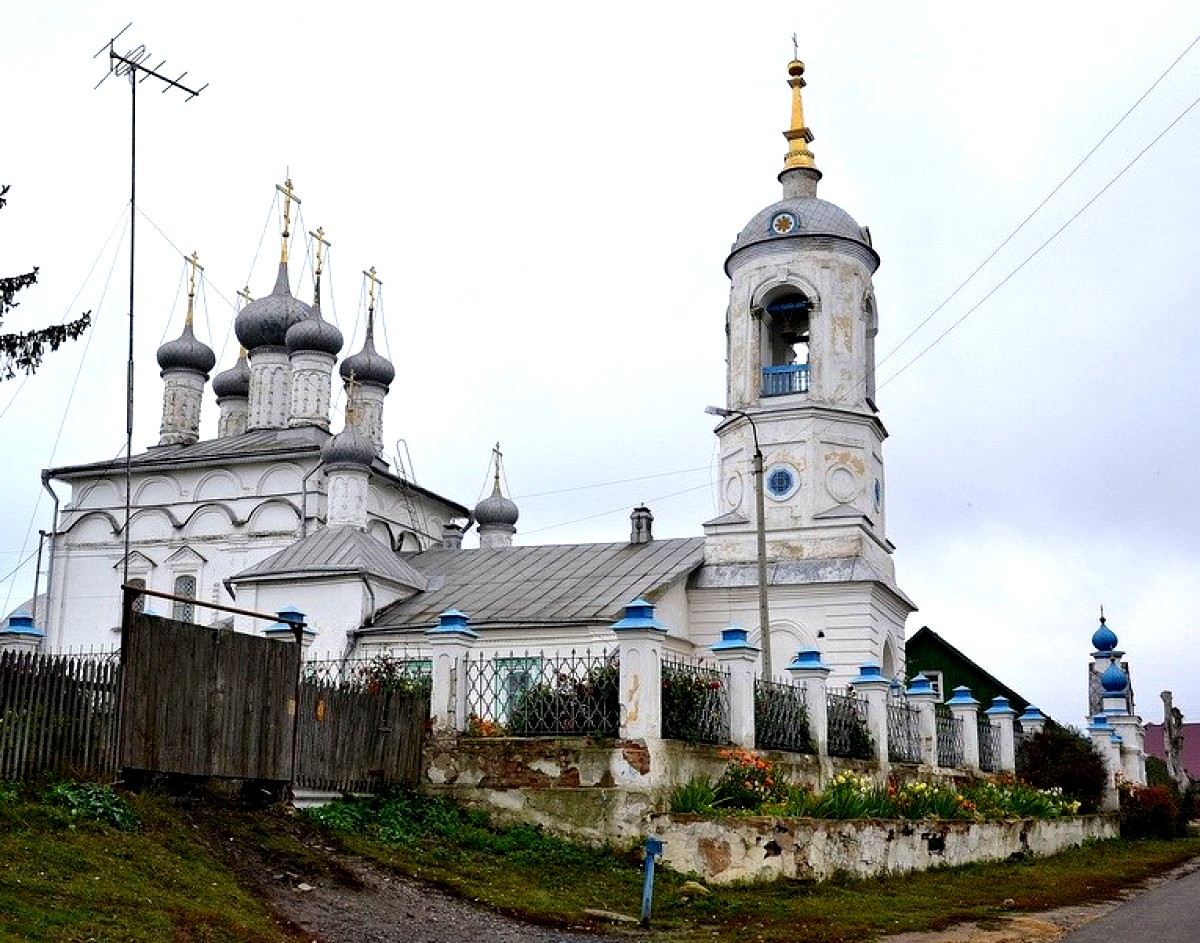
172, 574, 196, 622
128, 578, 146, 613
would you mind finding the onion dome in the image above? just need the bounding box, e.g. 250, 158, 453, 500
286, 299, 344, 356
157, 320, 215, 375
1100, 660, 1129, 696
235, 261, 312, 351
475, 478, 519, 529
338, 315, 394, 388
321, 421, 375, 467
212, 349, 251, 399
1091, 615, 1118, 653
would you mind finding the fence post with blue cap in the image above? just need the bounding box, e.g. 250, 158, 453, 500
946, 686, 981, 772
426, 609, 478, 732
906, 673, 939, 767
787, 648, 830, 758
849, 662, 891, 766
711, 626, 758, 747
612, 599, 668, 741
985, 696, 1017, 773
640, 836, 664, 929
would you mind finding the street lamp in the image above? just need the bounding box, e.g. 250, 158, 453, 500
705, 405, 773, 680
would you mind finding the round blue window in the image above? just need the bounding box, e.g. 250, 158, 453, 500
766, 466, 796, 498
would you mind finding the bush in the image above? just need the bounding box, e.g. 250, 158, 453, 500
668, 777, 720, 814
42, 782, 137, 831
1016, 724, 1106, 813
714, 748, 788, 809
1120, 784, 1184, 839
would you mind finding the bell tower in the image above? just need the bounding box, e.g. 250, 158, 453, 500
696, 56, 913, 681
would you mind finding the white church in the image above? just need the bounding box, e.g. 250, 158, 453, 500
9, 58, 915, 684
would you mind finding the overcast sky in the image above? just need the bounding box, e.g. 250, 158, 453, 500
2, 1, 1198, 728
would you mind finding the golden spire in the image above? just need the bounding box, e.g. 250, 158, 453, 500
782, 40, 817, 173
185, 250, 203, 327
310, 226, 331, 305
275, 177, 301, 264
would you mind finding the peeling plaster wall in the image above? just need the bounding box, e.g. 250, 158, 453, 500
649, 813, 1120, 884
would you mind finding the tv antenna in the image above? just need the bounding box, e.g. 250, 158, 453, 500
93, 24, 207, 586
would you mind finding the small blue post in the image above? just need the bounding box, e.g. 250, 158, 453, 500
640, 836, 664, 929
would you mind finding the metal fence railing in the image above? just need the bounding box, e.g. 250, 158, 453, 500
935, 708, 963, 768
463, 649, 618, 737
303, 652, 432, 695
661, 655, 730, 745
826, 689, 873, 760
886, 698, 922, 763
978, 720, 1001, 772
754, 677, 814, 754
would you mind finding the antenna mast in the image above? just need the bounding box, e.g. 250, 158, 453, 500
93, 24, 207, 587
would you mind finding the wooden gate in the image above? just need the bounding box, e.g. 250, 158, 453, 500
119, 613, 298, 781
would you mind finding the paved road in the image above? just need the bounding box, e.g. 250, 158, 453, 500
1061, 864, 1200, 943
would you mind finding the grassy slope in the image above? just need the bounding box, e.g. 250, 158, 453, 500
0, 790, 304, 943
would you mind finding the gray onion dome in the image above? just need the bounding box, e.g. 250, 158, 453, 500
322, 422, 375, 467
211, 354, 250, 399
235, 261, 313, 350
286, 298, 344, 356
474, 480, 519, 528
339, 321, 394, 388
157, 321, 216, 375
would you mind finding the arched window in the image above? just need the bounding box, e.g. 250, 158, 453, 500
128, 578, 146, 614
172, 574, 196, 622
762, 292, 811, 396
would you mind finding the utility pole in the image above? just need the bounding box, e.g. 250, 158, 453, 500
93, 25, 206, 586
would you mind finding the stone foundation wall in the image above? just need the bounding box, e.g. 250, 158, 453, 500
649, 813, 1120, 884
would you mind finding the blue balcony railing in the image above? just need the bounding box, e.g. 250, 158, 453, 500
762, 364, 809, 397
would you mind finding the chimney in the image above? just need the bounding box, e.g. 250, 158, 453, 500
630, 505, 653, 544
439, 521, 465, 549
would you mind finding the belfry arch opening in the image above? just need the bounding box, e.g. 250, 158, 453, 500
762, 292, 811, 396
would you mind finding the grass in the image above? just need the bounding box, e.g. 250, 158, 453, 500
2, 780, 1199, 943
0, 782, 304, 943
304, 790, 1200, 942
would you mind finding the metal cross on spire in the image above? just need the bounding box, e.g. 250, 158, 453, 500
310, 227, 331, 279
184, 251, 203, 325
792, 32, 798, 60
276, 178, 301, 263
363, 266, 382, 315
237, 285, 253, 311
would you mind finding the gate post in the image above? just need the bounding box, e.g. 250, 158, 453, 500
985, 696, 1017, 773
850, 662, 891, 767
426, 609, 477, 732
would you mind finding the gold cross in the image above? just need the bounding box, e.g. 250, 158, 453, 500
310, 227, 332, 278
275, 177, 302, 263
185, 250, 203, 326
363, 266, 382, 315
237, 285, 253, 311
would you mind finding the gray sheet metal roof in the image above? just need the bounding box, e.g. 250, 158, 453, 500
230, 525, 427, 590
364, 537, 706, 632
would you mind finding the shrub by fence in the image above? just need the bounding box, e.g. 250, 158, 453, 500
661, 656, 730, 744
0, 650, 120, 781
754, 678, 814, 754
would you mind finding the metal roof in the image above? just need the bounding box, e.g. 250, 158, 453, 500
364, 537, 706, 631
230, 525, 428, 590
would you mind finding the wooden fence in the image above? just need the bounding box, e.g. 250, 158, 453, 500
296, 680, 427, 791
0, 650, 121, 780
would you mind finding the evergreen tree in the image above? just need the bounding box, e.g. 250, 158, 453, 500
1, 185, 91, 379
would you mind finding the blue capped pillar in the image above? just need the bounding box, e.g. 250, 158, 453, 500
946, 686, 981, 772
612, 599, 669, 742
905, 673, 939, 767
711, 626, 760, 748
849, 662, 891, 767
787, 649, 830, 757
426, 609, 477, 733
985, 696, 1017, 773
